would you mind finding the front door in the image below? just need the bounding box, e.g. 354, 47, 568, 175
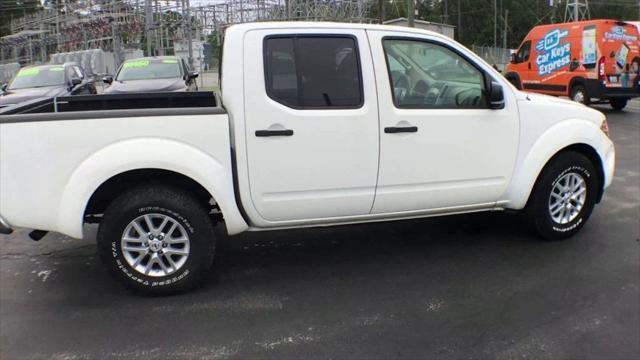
367, 31, 519, 214
243, 29, 380, 222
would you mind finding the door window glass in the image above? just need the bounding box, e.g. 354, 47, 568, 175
516, 40, 532, 62
382, 39, 486, 108
264, 36, 363, 109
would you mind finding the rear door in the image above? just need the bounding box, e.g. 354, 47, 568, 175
243, 28, 379, 222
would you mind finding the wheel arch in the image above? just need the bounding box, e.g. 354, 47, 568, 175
85, 168, 216, 218
504, 72, 522, 90
525, 143, 606, 208
504, 119, 610, 210
568, 76, 587, 97
56, 138, 249, 239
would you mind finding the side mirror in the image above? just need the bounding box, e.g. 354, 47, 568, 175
187, 71, 199, 80
569, 59, 579, 72
70, 77, 82, 87
102, 75, 113, 84
510, 53, 518, 64
1, 83, 7, 93
489, 81, 505, 109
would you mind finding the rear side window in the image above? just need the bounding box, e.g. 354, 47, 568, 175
264, 36, 363, 109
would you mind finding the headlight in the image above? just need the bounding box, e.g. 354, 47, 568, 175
600, 119, 610, 137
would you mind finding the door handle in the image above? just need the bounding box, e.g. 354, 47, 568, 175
255, 129, 294, 137
384, 126, 418, 134
528, 62, 531, 70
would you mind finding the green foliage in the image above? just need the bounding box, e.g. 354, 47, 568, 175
369, 0, 640, 49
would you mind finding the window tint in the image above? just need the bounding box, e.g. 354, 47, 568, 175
517, 40, 531, 62
383, 39, 486, 109
264, 36, 362, 109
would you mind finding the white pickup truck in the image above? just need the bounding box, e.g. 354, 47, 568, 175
0, 22, 615, 294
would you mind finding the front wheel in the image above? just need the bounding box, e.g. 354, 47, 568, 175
97, 185, 216, 294
570, 84, 589, 105
525, 151, 598, 240
610, 98, 628, 111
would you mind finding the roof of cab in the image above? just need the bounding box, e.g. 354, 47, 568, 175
224, 21, 451, 42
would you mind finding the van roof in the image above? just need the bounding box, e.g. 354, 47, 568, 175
530, 19, 638, 31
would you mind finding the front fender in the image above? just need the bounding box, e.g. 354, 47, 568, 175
57, 137, 249, 238
504, 118, 615, 209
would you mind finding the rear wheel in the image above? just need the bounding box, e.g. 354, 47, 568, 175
570, 84, 589, 105
525, 151, 598, 240
609, 98, 628, 111
97, 185, 216, 294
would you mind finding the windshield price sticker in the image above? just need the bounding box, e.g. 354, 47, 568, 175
123, 60, 150, 69
162, 59, 178, 64
16, 68, 40, 77
49, 67, 64, 72
535, 29, 571, 76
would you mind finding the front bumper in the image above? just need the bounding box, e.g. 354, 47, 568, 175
0, 215, 13, 235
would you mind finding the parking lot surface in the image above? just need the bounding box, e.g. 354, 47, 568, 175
1, 105, 638, 359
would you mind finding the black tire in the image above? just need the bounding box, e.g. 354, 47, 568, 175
609, 98, 628, 111
506, 75, 522, 90
525, 151, 599, 241
570, 84, 590, 105
97, 185, 216, 294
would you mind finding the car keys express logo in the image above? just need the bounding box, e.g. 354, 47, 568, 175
535, 29, 571, 76
605, 26, 638, 42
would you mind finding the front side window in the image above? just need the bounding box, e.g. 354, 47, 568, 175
516, 40, 532, 63
264, 36, 363, 109
383, 39, 486, 109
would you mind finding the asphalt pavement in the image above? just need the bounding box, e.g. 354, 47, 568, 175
1, 104, 638, 359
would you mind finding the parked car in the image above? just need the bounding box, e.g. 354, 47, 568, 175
505, 19, 640, 110
0, 63, 96, 108
0, 22, 615, 294
102, 56, 198, 94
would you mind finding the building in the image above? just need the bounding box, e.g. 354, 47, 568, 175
383, 18, 455, 39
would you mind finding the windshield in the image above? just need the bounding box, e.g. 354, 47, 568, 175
8, 66, 65, 90
116, 59, 182, 81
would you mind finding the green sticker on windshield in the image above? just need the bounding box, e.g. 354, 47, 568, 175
162, 59, 178, 64
48, 67, 64, 72
17, 68, 40, 77
123, 60, 150, 69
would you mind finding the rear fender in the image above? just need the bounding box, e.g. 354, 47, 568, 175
57, 138, 249, 238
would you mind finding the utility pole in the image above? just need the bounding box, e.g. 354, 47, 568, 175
493, 0, 497, 47
443, 0, 448, 24
503, 9, 508, 49
457, 0, 461, 42
145, 0, 152, 56
407, 0, 414, 27
186, 0, 193, 68
378, 0, 385, 24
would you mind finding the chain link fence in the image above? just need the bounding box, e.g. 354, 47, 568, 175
471, 45, 513, 73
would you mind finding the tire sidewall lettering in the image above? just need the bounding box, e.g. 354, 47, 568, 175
548, 165, 591, 233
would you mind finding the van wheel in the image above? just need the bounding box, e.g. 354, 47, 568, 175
97, 185, 216, 294
610, 98, 628, 111
525, 151, 598, 241
570, 84, 589, 105
507, 76, 522, 90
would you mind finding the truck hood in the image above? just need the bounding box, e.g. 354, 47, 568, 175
521, 92, 605, 126
0, 86, 68, 106
103, 78, 187, 94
